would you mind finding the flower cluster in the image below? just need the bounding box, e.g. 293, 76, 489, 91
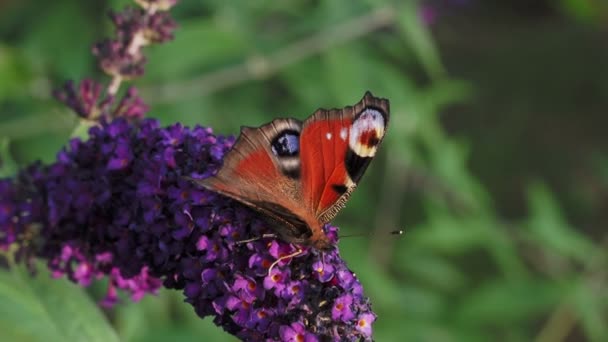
53, 1, 176, 120
53, 80, 149, 121
0, 118, 377, 340
3, 0, 379, 339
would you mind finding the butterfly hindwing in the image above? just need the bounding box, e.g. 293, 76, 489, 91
198, 119, 298, 200
194, 118, 316, 243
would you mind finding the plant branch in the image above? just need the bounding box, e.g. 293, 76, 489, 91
144, 6, 396, 103
534, 236, 608, 342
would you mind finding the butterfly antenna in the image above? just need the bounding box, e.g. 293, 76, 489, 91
340, 229, 404, 239
267, 248, 303, 276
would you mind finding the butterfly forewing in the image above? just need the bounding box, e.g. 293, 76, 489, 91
300, 92, 390, 223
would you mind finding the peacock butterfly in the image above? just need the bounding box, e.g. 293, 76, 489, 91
191, 92, 389, 250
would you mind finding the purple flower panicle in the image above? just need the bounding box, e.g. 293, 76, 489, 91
54, 1, 177, 119
52, 81, 148, 120
4, 0, 377, 339
0, 118, 376, 340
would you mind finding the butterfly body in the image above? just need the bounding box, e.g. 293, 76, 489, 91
193, 92, 389, 250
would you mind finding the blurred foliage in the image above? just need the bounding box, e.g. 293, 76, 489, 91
1, 0, 607, 341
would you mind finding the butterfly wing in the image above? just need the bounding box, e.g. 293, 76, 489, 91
193, 118, 315, 244
193, 92, 389, 250
300, 91, 390, 223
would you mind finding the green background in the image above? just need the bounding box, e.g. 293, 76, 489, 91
1, 0, 607, 341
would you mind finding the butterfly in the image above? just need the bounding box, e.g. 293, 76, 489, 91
191, 92, 389, 251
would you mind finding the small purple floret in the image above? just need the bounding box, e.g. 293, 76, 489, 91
280, 322, 319, 342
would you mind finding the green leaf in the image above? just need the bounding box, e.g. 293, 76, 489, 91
22, 2, 94, 77
396, 1, 445, 80
0, 138, 18, 177
0, 265, 120, 342
345, 248, 445, 319
525, 182, 597, 262
558, 0, 598, 23
456, 278, 565, 325
414, 213, 488, 253
12, 132, 68, 165
114, 289, 237, 342
145, 19, 249, 81
323, 43, 372, 104
573, 278, 608, 340
400, 254, 467, 292
0, 109, 74, 142
0, 45, 33, 101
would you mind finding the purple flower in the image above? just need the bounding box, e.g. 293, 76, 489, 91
0, 117, 377, 340
112, 87, 149, 119
264, 267, 290, 293
93, 39, 146, 79
332, 294, 356, 322
52, 79, 104, 119
313, 259, 335, 283
282, 280, 306, 302
54, 0, 176, 121
280, 322, 318, 342
250, 307, 272, 331
53, 81, 149, 121
355, 313, 376, 337
94, 6, 176, 79
233, 275, 265, 303
109, 6, 176, 48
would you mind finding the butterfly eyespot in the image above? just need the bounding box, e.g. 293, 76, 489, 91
349, 108, 385, 157
271, 130, 300, 157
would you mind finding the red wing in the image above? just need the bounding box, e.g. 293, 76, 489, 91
300, 92, 390, 223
